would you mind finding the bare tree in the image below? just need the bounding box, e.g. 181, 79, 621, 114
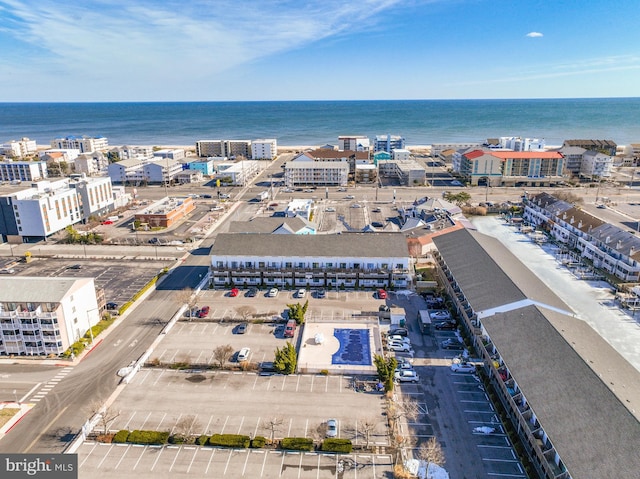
88, 402, 121, 435
173, 415, 201, 439
236, 305, 256, 321
387, 397, 420, 426
262, 417, 284, 442
358, 416, 378, 449
177, 287, 197, 318
417, 437, 446, 467
213, 344, 234, 368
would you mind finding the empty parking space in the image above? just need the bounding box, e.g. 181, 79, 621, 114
78, 442, 394, 478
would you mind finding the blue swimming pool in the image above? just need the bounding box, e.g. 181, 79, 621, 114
331, 328, 372, 366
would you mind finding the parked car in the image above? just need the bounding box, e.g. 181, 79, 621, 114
395, 362, 414, 373
197, 305, 210, 318
350, 203, 362, 208
297, 288, 306, 298
267, 288, 279, 297
246, 287, 258, 297
430, 311, 451, 320
236, 323, 248, 334
345, 195, 355, 199
0, 268, 15, 274
325, 207, 336, 212
337, 187, 347, 192
371, 221, 384, 228
388, 335, 410, 344
434, 320, 457, 330
219, 193, 231, 199
316, 289, 326, 298
67, 264, 82, 269
101, 220, 113, 225
388, 343, 413, 353
106, 302, 118, 310
148, 237, 160, 244
372, 207, 381, 213
450, 180, 463, 186
237, 347, 251, 362
450, 363, 476, 373
326, 419, 338, 438
441, 339, 465, 350
202, 194, 213, 199
389, 327, 408, 337
377, 289, 387, 299
394, 370, 420, 383
229, 288, 240, 297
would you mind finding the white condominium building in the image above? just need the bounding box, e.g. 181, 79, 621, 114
251, 139, 278, 160
216, 160, 259, 186
0, 177, 115, 242
0, 160, 48, 182
196, 140, 252, 158
374, 134, 405, 153
284, 161, 349, 187
51, 136, 109, 153
0, 277, 101, 356
0, 138, 38, 158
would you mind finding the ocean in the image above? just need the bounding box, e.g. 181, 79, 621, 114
1, 98, 639, 147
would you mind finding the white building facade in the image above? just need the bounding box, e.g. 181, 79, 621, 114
284, 160, 349, 187
0, 277, 101, 356
0, 161, 48, 182
580, 150, 613, 178
51, 136, 109, 153
251, 139, 278, 159
216, 160, 259, 185
338, 136, 370, 152
0, 138, 38, 158
374, 134, 405, 153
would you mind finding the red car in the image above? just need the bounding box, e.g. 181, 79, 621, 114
377, 289, 387, 299
101, 220, 113, 225
197, 305, 210, 318
229, 288, 240, 297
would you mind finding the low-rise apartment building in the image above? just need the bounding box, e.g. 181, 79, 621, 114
432, 228, 640, 479
524, 192, 640, 281
0, 160, 48, 182
579, 150, 613, 178
210, 233, 410, 289
153, 149, 186, 161
338, 135, 370, 152
284, 160, 349, 187
0, 277, 101, 356
374, 134, 405, 153
378, 159, 427, 186
216, 160, 259, 186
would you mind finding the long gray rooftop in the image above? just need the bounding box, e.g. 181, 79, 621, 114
0, 277, 91, 303
211, 233, 408, 258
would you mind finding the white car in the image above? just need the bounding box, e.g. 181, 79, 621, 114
267, 288, 279, 297
345, 195, 355, 199
350, 203, 362, 208
388, 342, 414, 353
297, 289, 306, 298
219, 193, 231, 199
430, 311, 451, 320
395, 362, 414, 374
237, 347, 251, 362
325, 207, 336, 212
394, 370, 420, 383
326, 419, 337, 438
388, 335, 410, 344
450, 363, 476, 373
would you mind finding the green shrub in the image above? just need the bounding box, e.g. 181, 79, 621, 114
169, 435, 185, 444
250, 436, 266, 448
127, 430, 170, 445
208, 434, 250, 448
197, 435, 209, 446
321, 439, 352, 453
281, 437, 314, 451
319, 369, 329, 376
113, 430, 130, 443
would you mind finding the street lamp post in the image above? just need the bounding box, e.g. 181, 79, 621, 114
86, 307, 99, 347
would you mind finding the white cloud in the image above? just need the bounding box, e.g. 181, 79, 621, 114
526, 31, 543, 38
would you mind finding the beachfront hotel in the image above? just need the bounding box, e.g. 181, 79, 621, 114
196, 139, 252, 159
0, 160, 48, 182
0, 137, 38, 158
251, 139, 278, 160
51, 135, 109, 154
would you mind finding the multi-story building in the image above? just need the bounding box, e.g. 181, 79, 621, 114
490, 151, 565, 187
392, 149, 411, 161
210, 233, 410, 289
284, 160, 349, 187
186, 159, 215, 177
377, 160, 426, 186
51, 136, 109, 153
143, 159, 184, 184
0, 177, 115, 242
354, 164, 377, 184
524, 192, 640, 281
251, 139, 278, 160
40, 148, 80, 163
153, 149, 185, 161
431, 142, 481, 156
562, 139, 617, 156
134, 196, 195, 228
107, 158, 147, 185
196, 140, 225, 158
556, 146, 586, 177
498, 137, 546, 151
74, 152, 109, 176
112, 145, 154, 161
0, 277, 101, 356
216, 161, 259, 186
579, 150, 613, 179
432, 227, 640, 479
456, 150, 503, 186
374, 134, 405, 153
338, 136, 370, 152
0, 138, 38, 158
0, 160, 48, 182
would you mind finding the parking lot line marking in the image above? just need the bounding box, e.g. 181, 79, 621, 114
122, 411, 137, 430
154, 412, 167, 430
295, 374, 301, 392
223, 449, 234, 475
221, 415, 229, 434
79, 442, 99, 468
298, 452, 303, 479
114, 444, 131, 470
460, 399, 489, 403
253, 417, 261, 438
317, 454, 321, 479
168, 445, 181, 472
482, 458, 521, 463
281, 375, 287, 391
131, 445, 147, 471
96, 442, 114, 470
325, 375, 329, 393
287, 417, 293, 437
137, 411, 151, 430
171, 413, 183, 435
310, 375, 315, 391
152, 369, 166, 386
237, 416, 245, 434
186, 446, 199, 474
205, 448, 216, 475
203, 414, 214, 436
477, 445, 514, 450
463, 409, 496, 414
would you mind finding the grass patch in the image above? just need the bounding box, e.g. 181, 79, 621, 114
0, 408, 20, 429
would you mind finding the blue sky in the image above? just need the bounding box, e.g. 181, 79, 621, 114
0, 0, 639, 101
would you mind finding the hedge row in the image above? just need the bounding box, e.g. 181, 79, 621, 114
208, 434, 250, 448
281, 437, 314, 452
321, 439, 352, 453
114, 430, 169, 445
